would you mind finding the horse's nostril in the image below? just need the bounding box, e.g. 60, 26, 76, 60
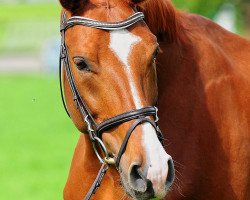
166, 158, 175, 189
129, 164, 147, 192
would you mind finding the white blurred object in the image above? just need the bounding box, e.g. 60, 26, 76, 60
214, 3, 237, 33
41, 37, 60, 73
0, 54, 42, 73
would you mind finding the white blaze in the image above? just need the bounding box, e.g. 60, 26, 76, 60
109, 29, 171, 197
143, 123, 172, 197
109, 29, 142, 108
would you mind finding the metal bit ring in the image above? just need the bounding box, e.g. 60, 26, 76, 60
92, 137, 109, 164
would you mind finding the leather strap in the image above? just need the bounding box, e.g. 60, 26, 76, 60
61, 12, 144, 31
84, 163, 109, 200
115, 117, 158, 168
60, 12, 98, 130
96, 107, 156, 137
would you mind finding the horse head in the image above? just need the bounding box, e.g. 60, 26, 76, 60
59, 0, 174, 199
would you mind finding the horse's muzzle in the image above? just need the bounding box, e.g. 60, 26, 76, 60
125, 157, 175, 199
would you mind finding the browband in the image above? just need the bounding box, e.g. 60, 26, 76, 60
60, 12, 144, 31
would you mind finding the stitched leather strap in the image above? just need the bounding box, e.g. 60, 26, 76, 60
84, 163, 109, 200
115, 117, 157, 168
96, 107, 156, 137
61, 12, 144, 31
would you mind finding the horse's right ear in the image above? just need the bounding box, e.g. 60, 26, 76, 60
59, 0, 86, 11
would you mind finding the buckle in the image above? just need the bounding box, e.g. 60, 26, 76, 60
84, 115, 96, 141
60, 45, 67, 59
154, 106, 159, 122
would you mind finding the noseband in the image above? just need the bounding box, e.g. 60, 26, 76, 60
59, 11, 163, 200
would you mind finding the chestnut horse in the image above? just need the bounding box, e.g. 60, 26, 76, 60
59, 0, 250, 199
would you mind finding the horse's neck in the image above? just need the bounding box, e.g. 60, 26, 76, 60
157, 12, 250, 147
64, 134, 125, 199
157, 13, 250, 199
157, 37, 204, 188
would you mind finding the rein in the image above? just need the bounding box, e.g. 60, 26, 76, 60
59, 11, 163, 200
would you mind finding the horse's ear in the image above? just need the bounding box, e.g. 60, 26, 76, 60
59, 0, 86, 12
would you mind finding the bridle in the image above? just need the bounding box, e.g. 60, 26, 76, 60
59, 10, 164, 200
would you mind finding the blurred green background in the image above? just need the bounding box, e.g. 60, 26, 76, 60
0, 0, 249, 199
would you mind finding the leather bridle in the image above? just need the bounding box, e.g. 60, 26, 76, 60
59, 11, 164, 200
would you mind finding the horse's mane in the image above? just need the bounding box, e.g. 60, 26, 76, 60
136, 0, 184, 43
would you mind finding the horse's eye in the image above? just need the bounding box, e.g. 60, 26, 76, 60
152, 47, 159, 63
73, 57, 91, 71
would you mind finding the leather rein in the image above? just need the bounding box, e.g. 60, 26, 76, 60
59, 11, 164, 200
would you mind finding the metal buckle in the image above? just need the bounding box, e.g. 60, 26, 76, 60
154, 106, 159, 122
60, 45, 67, 59
104, 157, 116, 165
84, 115, 95, 141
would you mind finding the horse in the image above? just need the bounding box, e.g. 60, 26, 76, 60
58, 0, 250, 199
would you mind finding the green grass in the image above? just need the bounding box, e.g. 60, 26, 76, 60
0, 74, 78, 200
